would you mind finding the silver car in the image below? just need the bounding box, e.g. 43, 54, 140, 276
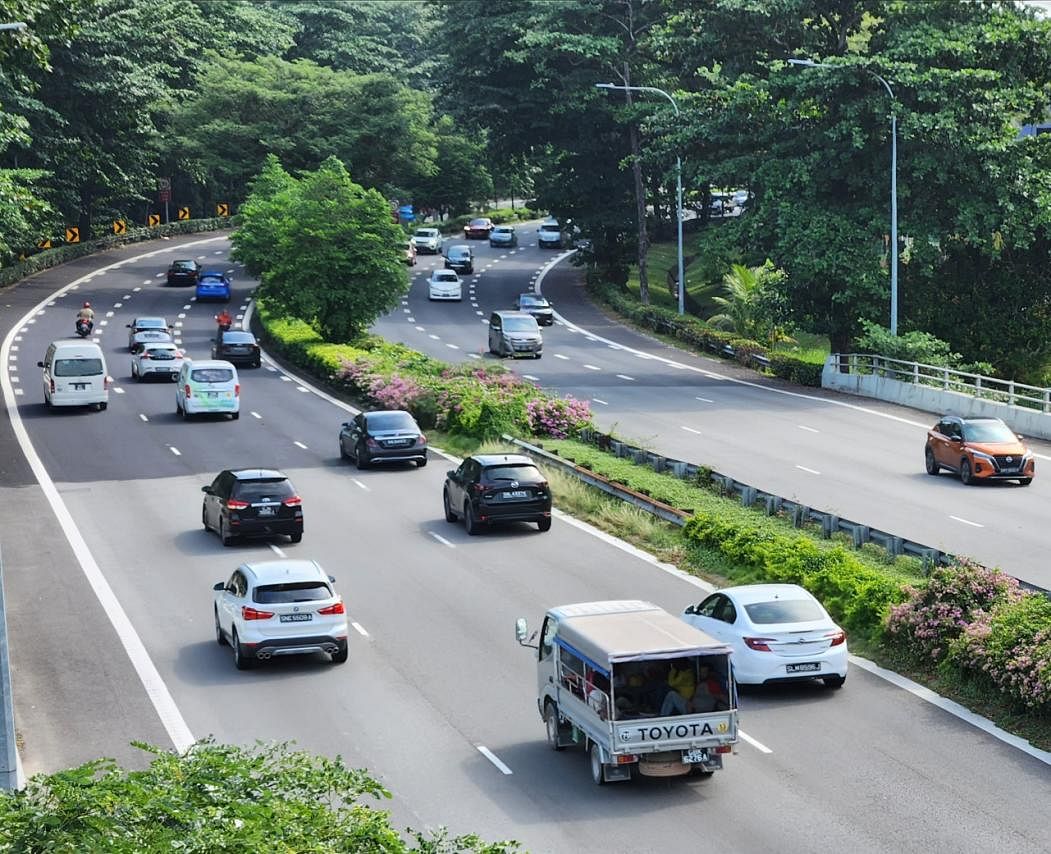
489, 311, 542, 359
411, 227, 443, 254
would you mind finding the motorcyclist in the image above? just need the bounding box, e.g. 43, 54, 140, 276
215, 308, 233, 331
77, 301, 95, 322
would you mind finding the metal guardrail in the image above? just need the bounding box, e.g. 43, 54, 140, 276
830, 353, 1051, 412
504, 432, 1050, 597
0, 545, 19, 789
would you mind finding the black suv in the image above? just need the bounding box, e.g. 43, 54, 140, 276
443, 454, 551, 535
167, 259, 201, 286
444, 245, 474, 274
202, 469, 304, 546
339, 410, 427, 469
514, 292, 554, 326
212, 330, 261, 367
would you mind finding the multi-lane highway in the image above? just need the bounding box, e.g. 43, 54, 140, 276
0, 233, 1049, 852
375, 238, 1051, 593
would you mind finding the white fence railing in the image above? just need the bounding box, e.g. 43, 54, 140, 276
828, 354, 1051, 412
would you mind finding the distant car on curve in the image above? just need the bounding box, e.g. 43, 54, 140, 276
201, 468, 303, 546
166, 259, 201, 286
196, 271, 232, 302
411, 227, 443, 255
428, 269, 463, 301
443, 453, 552, 535
925, 415, 1034, 485
537, 218, 562, 248
213, 559, 347, 669
131, 342, 183, 381
489, 225, 517, 248
212, 330, 261, 368
464, 217, 494, 239
682, 584, 848, 688
444, 244, 474, 274
339, 409, 428, 469
514, 292, 554, 326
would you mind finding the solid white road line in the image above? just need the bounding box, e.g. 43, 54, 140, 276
476, 745, 513, 775
268, 544, 286, 558
351, 621, 369, 638
681, 426, 702, 435
795, 465, 820, 475
950, 515, 984, 528
428, 531, 455, 548
293, 440, 308, 449
351, 478, 369, 491
798, 425, 820, 433
738, 731, 774, 754
169, 446, 181, 456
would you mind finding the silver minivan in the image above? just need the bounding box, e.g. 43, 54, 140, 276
38, 340, 109, 411
489, 311, 543, 359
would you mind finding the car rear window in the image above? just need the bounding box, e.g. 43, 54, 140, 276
136, 319, 166, 329
145, 348, 177, 359
519, 295, 548, 307
254, 581, 331, 604
172, 261, 196, 270
190, 368, 234, 383
54, 358, 103, 377
435, 271, 458, 281
199, 276, 226, 284
502, 316, 538, 332
744, 599, 824, 624
233, 478, 295, 500
222, 332, 255, 344
483, 464, 544, 484
470, 219, 490, 226
367, 412, 418, 431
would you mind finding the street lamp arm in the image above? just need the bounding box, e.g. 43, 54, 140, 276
868, 71, 895, 101
595, 82, 678, 115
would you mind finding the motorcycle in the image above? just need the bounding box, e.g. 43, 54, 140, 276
74, 317, 93, 338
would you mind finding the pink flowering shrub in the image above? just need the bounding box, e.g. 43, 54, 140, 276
525, 396, 592, 438
885, 559, 1025, 662
948, 594, 1051, 709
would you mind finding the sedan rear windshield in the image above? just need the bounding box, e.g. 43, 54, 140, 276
501, 316, 538, 332
254, 581, 331, 604
519, 295, 549, 307
962, 421, 1016, 443
483, 464, 544, 484
493, 227, 513, 234
190, 368, 234, 383
233, 478, 295, 500
367, 412, 418, 432
434, 272, 459, 282
144, 348, 177, 359
199, 276, 226, 285
136, 319, 166, 329
222, 332, 255, 344
172, 261, 196, 270
54, 358, 103, 377
744, 599, 825, 624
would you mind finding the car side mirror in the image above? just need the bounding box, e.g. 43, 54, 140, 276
684, 604, 696, 615
447, 469, 457, 480
213, 582, 224, 591
201, 486, 211, 494
328, 575, 336, 583
36, 361, 44, 368
125, 324, 132, 328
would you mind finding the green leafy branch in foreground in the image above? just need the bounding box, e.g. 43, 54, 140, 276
0, 740, 517, 853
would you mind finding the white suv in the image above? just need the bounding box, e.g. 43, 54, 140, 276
213, 560, 349, 669
411, 227, 443, 254
537, 218, 563, 248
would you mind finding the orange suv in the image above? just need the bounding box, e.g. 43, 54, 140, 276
924, 415, 1034, 486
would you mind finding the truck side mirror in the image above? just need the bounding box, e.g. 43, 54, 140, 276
515, 618, 528, 643
213, 582, 224, 591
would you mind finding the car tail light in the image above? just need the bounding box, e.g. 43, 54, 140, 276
49, 378, 55, 393
744, 637, 775, 652
226, 498, 249, 510
716, 745, 732, 754
826, 630, 847, 647
140, 352, 150, 360
234, 383, 240, 397
318, 599, 345, 616
282, 495, 302, 507
241, 606, 273, 621
616, 754, 637, 765
184, 384, 191, 398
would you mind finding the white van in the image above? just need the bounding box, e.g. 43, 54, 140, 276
175, 359, 240, 420
38, 340, 109, 411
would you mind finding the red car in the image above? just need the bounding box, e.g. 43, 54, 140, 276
464, 217, 494, 239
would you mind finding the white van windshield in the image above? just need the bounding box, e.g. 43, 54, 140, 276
54, 358, 103, 377
191, 368, 234, 383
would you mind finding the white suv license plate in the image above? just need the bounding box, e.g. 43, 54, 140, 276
279, 613, 312, 623
786, 662, 821, 673
683, 748, 709, 764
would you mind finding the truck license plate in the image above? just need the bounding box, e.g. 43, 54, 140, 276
683, 748, 709, 764
786, 662, 820, 673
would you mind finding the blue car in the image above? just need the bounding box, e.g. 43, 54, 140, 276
196, 271, 231, 302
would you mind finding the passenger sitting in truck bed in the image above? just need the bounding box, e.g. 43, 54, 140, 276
661, 661, 729, 715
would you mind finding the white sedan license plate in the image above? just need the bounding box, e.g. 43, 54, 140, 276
786, 662, 821, 673
279, 613, 312, 623
683, 748, 709, 764
503, 490, 528, 499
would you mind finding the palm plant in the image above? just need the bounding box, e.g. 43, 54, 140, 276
707, 262, 795, 345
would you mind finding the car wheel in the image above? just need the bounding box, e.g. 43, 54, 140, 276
1019, 477, 1033, 486
331, 642, 348, 664
289, 532, 303, 543
534, 353, 542, 360
537, 517, 552, 532
823, 675, 846, 689
960, 458, 974, 486
443, 488, 458, 523
589, 743, 606, 786
214, 608, 226, 646
253, 359, 261, 369
690, 768, 715, 779
202, 505, 210, 531
464, 501, 480, 536
356, 444, 370, 470
232, 629, 252, 670
545, 703, 563, 751
97, 402, 107, 412
924, 446, 940, 476
416, 456, 428, 468
339, 439, 348, 461
220, 519, 234, 547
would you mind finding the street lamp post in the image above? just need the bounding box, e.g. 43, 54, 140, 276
596, 82, 686, 316
787, 58, 899, 335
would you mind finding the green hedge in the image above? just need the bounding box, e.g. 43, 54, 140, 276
0, 218, 229, 288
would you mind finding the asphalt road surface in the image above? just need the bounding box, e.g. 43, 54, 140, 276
0, 233, 1048, 853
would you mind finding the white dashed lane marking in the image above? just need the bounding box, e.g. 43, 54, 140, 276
593, 398, 608, 405
584, 364, 600, 371
351, 479, 369, 491
428, 531, 455, 548
268, 543, 286, 558
250, 411, 262, 419
293, 440, 308, 449
798, 425, 820, 434
169, 446, 181, 456
795, 465, 820, 475
616, 374, 635, 381
522, 374, 540, 381
139, 414, 148, 422
681, 426, 702, 435
477, 746, 512, 775
950, 515, 984, 528
696, 396, 713, 403
554, 354, 569, 360
352, 621, 369, 637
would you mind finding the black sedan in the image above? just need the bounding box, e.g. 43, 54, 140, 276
339, 410, 428, 469
514, 293, 554, 326
167, 259, 201, 286
212, 330, 261, 367
202, 468, 304, 546
443, 453, 552, 535
444, 245, 474, 274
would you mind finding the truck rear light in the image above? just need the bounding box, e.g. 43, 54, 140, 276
282, 495, 302, 507
826, 630, 846, 646
318, 600, 345, 616
716, 745, 732, 754
241, 606, 273, 621
616, 754, 637, 764
50, 378, 55, 393
744, 637, 774, 652
234, 383, 240, 397
226, 499, 249, 510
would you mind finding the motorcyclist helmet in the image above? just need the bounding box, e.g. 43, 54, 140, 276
83, 301, 91, 308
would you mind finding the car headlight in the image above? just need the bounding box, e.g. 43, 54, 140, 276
969, 450, 995, 464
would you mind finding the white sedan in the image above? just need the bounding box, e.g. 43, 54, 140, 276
131, 342, 184, 381
681, 584, 848, 688
427, 269, 463, 301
